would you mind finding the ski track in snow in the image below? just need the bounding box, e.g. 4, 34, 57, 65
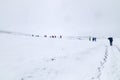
90, 45, 108, 80
91, 45, 120, 80
1, 31, 120, 80
21, 45, 120, 80
109, 45, 120, 80
115, 45, 120, 52
20, 45, 107, 80
20, 57, 59, 80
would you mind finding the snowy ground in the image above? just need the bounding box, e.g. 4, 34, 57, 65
0, 33, 120, 80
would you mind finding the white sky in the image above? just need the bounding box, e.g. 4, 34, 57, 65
0, 0, 120, 36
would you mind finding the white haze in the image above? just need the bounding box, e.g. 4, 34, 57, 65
0, 0, 120, 36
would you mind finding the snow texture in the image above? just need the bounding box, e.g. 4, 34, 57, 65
0, 33, 120, 80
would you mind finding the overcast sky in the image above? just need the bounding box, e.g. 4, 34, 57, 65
0, 0, 120, 36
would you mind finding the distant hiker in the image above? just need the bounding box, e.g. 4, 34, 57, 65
92, 37, 96, 42
44, 35, 47, 38
108, 37, 113, 46
35, 35, 39, 37
32, 34, 34, 37
89, 37, 91, 41
92, 37, 94, 41
60, 35, 62, 38
52, 35, 54, 38
94, 37, 96, 41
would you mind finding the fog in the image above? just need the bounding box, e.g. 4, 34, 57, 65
0, 0, 120, 36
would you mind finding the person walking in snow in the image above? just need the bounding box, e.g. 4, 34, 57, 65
92, 37, 96, 42
89, 36, 91, 41
108, 37, 113, 46
60, 35, 62, 38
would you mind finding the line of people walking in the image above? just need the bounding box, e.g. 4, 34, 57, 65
31, 34, 62, 39
89, 37, 97, 42
89, 36, 113, 46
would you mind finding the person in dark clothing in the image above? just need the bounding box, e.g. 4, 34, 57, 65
89, 37, 91, 41
44, 35, 47, 38
95, 38, 97, 41
60, 35, 62, 38
94, 37, 96, 41
92, 37, 97, 42
92, 37, 94, 41
108, 37, 113, 46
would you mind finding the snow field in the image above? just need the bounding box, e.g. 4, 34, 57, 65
0, 34, 120, 80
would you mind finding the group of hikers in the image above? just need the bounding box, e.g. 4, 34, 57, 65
45, 35, 63, 38
89, 37, 97, 42
89, 36, 113, 46
32, 34, 113, 46
32, 34, 62, 39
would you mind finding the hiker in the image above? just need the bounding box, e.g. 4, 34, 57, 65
52, 35, 54, 38
92, 37, 97, 42
94, 37, 96, 41
44, 35, 47, 38
108, 37, 113, 46
60, 35, 62, 38
89, 37, 91, 41
54, 35, 56, 38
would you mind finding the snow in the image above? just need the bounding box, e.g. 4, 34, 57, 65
0, 33, 120, 80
